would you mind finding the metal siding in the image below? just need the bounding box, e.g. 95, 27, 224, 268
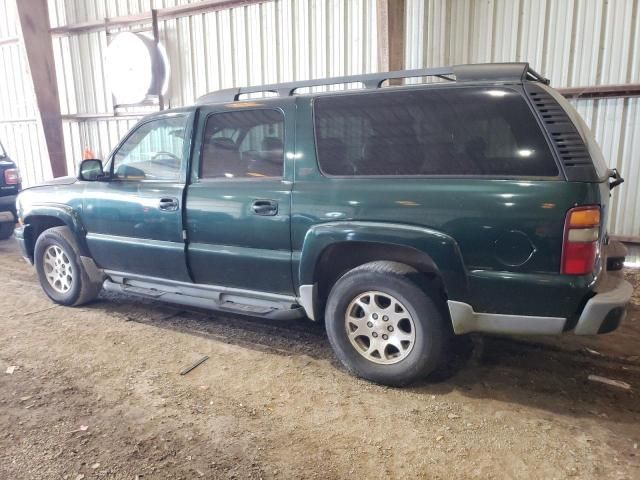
405, 0, 640, 239
0, 0, 52, 186
50, 0, 378, 170
3, 0, 639, 238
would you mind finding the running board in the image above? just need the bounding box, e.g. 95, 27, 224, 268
102, 274, 306, 321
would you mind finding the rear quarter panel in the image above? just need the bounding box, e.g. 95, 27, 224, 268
292, 97, 603, 318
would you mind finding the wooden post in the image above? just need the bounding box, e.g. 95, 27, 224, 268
16, 0, 67, 177
377, 0, 406, 73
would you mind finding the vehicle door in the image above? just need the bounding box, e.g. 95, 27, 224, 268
82, 112, 192, 282
185, 100, 294, 295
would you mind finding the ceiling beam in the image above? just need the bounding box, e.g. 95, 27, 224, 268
557, 84, 640, 99
17, 0, 67, 177
50, 0, 268, 36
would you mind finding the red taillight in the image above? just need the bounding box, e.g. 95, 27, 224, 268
4, 168, 19, 185
561, 206, 601, 275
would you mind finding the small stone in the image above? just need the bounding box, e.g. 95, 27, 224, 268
5, 366, 17, 374
436, 435, 444, 442
447, 413, 460, 419
91, 463, 100, 469
75, 475, 85, 480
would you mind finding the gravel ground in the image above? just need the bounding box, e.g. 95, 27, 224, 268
0, 236, 639, 479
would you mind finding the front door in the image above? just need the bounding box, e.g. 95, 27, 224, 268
82, 113, 192, 282
185, 102, 294, 295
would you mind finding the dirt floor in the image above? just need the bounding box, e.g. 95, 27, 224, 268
1, 237, 639, 480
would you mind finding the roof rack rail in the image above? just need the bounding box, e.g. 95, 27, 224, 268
196, 62, 549, 104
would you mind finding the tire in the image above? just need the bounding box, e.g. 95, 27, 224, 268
34, 226, 102, 306
0, 222, 14, 240
325, 261, 447, 387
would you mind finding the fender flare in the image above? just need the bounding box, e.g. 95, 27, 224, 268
22, 202, 90, 258
298, 221, 468, 301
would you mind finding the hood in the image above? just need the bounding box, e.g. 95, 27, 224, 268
39, 175, 77, 186
25, 175, 77, 190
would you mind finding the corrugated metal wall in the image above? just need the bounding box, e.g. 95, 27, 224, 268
48, 0, 378, 176
1, 0, 639, 238
405, 0, 640, 239
0, 0, 52, 186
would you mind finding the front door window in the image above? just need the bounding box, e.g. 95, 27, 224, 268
112, 115, 187, 181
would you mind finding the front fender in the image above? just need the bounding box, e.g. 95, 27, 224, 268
21, 202, 90, 257
298, 221, 468, 301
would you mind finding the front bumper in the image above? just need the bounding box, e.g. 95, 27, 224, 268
13, 224, 32, 264
574, 273, 633, 334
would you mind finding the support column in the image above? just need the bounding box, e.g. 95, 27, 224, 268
16, 0, 67, 177
377, 0, 406, 73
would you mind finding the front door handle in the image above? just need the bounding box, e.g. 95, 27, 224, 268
251, 199, 278, 216
158, 197, 179, 211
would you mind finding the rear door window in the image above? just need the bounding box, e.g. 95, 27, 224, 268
314, 87, 558, 177
200, 109, 284, 179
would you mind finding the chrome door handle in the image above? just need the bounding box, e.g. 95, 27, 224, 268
251, 199, 278, 216
158, 197, 179, 211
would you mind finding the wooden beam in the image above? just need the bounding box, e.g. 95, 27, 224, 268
17, 0, 67, 177
0, 37, 19, 46
377, 0, 406, 73
557, 84, 640, 100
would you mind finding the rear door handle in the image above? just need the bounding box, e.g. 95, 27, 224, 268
251, 199, 278, 216
158, 197, 179, 211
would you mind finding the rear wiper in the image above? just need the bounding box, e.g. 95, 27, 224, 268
608, 168, 624, 190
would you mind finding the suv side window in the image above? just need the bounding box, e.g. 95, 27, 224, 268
112, 115, 187, 181
200, 109, 284, 179
314, 87, 559, 177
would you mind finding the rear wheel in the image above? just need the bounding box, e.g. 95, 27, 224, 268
325, 261, 447, 386
34, 226, 102, 306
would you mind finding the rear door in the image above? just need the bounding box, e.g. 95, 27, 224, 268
82, 112, 192, 281
185, 100, 295, 295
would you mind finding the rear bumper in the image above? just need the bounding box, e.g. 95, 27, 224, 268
449, 271, 632, 336
573, 274, 633, 334
0, 210, 15, 223
0, 193, 17, 213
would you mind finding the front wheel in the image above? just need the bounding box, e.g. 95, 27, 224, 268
34, 226, 102, 306
325, 261, 447, 387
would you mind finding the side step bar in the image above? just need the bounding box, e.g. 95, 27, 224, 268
102, 272, 307, 321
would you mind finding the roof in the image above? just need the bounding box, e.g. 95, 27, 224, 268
196, 62, 549, 105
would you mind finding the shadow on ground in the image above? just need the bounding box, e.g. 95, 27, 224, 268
87, 288, 640, 426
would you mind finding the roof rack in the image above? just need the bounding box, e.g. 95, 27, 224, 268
196, 62, 549, 104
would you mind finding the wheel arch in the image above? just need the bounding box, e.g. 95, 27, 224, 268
22, 205, 89, 262
297, 221, 468, 320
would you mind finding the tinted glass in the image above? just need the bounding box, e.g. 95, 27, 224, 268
113, 116, 187, 181
201, 109, 284, 179
314, 87, 558, 177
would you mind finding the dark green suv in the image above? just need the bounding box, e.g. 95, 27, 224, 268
15, 63, 633, 386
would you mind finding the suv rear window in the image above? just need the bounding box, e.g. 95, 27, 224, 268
314, 87, 559, 177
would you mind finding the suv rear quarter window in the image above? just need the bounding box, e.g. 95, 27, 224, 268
314, 87, 559, 177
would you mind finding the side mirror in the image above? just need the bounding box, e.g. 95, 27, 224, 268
78, 159, 105, 181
